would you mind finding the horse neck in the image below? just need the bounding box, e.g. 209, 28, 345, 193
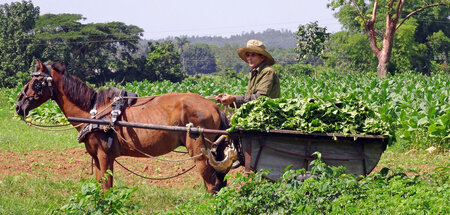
51, 74, 93, 120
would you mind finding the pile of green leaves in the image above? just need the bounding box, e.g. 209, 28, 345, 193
230, 95, 390, 136
168, 153, 450, 214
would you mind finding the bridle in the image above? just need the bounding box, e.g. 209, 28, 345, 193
19, 72, 54, 101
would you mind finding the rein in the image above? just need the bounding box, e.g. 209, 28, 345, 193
114, 159, 196, 180
25, 121, 85, 131
112, 127, 204, 162
204, 95, 237, 118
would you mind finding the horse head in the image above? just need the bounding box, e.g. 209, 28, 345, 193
15, 60, 61, 117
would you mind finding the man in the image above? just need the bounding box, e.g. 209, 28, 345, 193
216, 39, 280, 107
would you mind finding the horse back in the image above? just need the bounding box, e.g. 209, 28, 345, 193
121, 93, 223, 131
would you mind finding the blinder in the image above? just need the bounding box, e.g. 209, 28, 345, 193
20, 72, 54, 101
32, 79, 43, 92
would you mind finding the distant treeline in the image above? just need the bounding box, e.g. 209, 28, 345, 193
155, 28, 297, 49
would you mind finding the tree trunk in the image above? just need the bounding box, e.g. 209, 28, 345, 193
376, 22, 396, 77
377, 53, 390, 77
313, 57, 317, 78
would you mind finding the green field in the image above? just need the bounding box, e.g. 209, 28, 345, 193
1, 72, 449, 214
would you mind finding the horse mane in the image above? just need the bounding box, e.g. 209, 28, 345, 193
62, 74, 97, 111
62, 74, 123, 111
96, 87, 122, 107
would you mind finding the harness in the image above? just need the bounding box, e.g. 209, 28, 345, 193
77, 88, 138, 151
20, 71, 54, 101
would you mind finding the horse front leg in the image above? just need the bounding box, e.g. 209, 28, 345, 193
85, 138, 115, 191
96, 150, 115, 190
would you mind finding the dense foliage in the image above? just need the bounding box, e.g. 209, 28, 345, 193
182, 43, 217, 75
229, 96, 390, 136
145, 41, 186, 82
0, 1, 185, 87
328, 0, 449, 76
169, 153, 450, 214
34, 14, 143, 84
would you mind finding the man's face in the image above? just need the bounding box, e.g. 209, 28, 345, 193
245, 52, 265, 68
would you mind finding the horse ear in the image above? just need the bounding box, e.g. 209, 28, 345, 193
51, 62, 65, 74
35, 59, 44, 71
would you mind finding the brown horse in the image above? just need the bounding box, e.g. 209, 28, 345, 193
15, 60, 237, 193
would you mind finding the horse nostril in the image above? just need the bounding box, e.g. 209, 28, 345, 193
15, 105, 20, 113
15, 105, 24, 116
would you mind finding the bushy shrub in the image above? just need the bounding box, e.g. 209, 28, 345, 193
55, 173, 140, 215
283, 63, 314, 76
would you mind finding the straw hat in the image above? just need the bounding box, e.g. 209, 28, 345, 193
237, 40, 275, 66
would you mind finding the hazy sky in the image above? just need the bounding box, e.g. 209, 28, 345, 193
2, 0, 342, 40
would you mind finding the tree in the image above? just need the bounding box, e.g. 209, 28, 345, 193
427, 30, 449, 69
295, 21, 330, 77
182, 44, 217, 75
328, 0, 449, 77
324, 31, 378, 73
34, 14, 143, 83
0, 0, 39, 87
175, 36, 190, 71
213, 43, 247, 74
145, 41, 186, 82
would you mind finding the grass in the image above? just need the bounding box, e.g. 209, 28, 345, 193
0, 90, 80, 153
0, 174, 205, 214
0, 174, 80, 214
0, 168, 204, 214
379, 146, 449, 173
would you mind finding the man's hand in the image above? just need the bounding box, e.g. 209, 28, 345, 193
215, 94, 236, 106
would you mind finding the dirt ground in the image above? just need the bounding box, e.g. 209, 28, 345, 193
0, 148, 246, 190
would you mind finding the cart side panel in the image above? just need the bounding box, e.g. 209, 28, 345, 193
248, 137, 308, 180
241, 132, 386, 181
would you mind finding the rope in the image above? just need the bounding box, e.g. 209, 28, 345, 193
27, 122, 85, 131
115, 159, 196, 180
112, 127, 204, 162
25, 121, 85, 131
25, 122, 72, 127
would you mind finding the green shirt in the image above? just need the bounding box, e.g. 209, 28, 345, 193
235, 61, 280, 106
246, 62, 280, 98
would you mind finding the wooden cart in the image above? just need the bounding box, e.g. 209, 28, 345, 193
232, 129, 388, 180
